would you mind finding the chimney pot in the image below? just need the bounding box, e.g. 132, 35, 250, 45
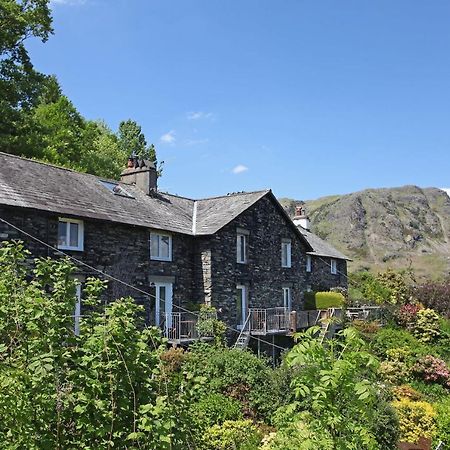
120, 156, 157, 195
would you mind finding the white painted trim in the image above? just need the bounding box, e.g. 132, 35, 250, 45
283, 286, 292, 311
330, 258, 337, 274
236, 284, 247, 328
74, 284, 81, 336
306, 255, 312, 272
281, 239, 292, 268
58, 218, 84, 251
236, 233, 247, 264
150, 232, 173, 261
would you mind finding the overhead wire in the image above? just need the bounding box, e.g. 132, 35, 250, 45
0, 216, 289, 351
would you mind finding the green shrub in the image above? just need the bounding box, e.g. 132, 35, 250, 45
371, 400, 400, 450
412, 308, 441, 343
410, 380, 449, 402
304, 291, 344, 310
392, 398, 437, 443
191, 393, 243, 428
201, 419, 262, 450
183, 343, 285, 421
435, 397, 450, 447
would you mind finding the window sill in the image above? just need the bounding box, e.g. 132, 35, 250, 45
58, 245, 83, 252
151, 256, 172, 262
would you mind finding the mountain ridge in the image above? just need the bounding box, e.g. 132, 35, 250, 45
280, 185, 450, 279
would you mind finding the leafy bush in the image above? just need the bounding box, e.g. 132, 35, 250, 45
412, 308, 441, 343
371, 399, 400, 450
201, 419, 262, 450
304, 291, 344, 310
435, 397, 450, 447
370, 327, 429, 360
409, 380, 449, 402
352, 319, 381, 334
260, 412, 334, 450
0, 241, 196, 449
392, 385, 424, 401
412, 355, 450, 388
394, 303, 422, 329
183, 343, 285, 420
411, 280, 450, 318
191, 393, 243, 428
196, 304, 227, 345
392, 399, 436, 443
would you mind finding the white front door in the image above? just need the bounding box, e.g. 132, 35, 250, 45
154, 282, 173, 327
236, 285, 248, 329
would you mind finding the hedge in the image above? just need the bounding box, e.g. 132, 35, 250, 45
304, 291, 345, 310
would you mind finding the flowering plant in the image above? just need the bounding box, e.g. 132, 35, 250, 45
413, 355, 450, 388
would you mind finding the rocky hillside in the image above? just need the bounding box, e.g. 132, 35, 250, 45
280, 186, 450, 280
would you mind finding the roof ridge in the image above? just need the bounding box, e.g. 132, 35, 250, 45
195, 189, 271, 201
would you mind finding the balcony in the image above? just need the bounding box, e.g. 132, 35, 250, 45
160, 310, 217, 344
248, 307, 294, 335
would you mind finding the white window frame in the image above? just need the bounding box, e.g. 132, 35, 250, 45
281, 239, 292, 268
150, 232, 172, 261
58, 218, 84, 251
236, 284, 248, 329
74, 284, 81, 336
330, 259, 337, 275
306, 255, 312, 272
282, 286, 292, 311
236, 233, 248, 264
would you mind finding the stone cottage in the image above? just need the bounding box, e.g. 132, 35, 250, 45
0, 152, 347, 348
292, 206, 350, 292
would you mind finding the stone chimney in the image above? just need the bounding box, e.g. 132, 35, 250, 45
120, 156, 157, 195
293, 205, 310, 231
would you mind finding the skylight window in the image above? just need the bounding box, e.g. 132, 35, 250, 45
100, 181, 134, 198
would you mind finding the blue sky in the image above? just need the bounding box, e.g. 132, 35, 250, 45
29, 0, 450, 199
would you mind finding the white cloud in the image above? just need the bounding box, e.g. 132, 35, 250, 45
231, 164, 248, 174
187, 111, 214, 121
160, 130, 176, 144
440, 188, 450, 197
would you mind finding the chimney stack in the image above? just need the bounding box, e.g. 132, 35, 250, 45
120, 155, 157, 195
293, 205, 311, 231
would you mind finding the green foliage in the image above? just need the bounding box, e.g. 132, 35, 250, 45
435, 397, 450, 447
261, 412, 334, 450
281, 327, 393, 449
0, 0, 53, 149
412, 308, 441, 343
304, 291, 344, 310
392, 398, 436, 443
196, 304, 227, 346
183, 343, 286, 421
0, 241, 197, 448
190, 392, 243, 428
350, 269, 410, 305
201, 419, 262, 450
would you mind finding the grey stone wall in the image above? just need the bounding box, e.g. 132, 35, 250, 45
306, 256, 348, 292
0, 205, 195, 321
208, 196, 309, 328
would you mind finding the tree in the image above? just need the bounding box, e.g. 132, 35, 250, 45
0, 0, 53, 148
118, 119, 156, 162
0, 240, 196, 448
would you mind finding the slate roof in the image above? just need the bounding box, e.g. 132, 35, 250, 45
299, 227, 350, 261
0, 152, 311, 248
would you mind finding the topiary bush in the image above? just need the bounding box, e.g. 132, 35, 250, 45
392, 398, 437, 443
201, 419, 262, 450
303, 291, 344, 310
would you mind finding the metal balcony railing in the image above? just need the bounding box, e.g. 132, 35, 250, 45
249, 307, 291, 335
159, 310, 217, 344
